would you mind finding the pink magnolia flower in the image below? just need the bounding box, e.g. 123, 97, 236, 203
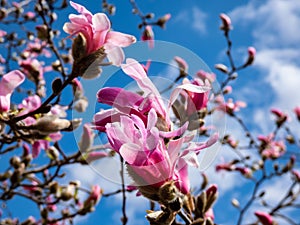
63, 1, 136, 66
181, 78, 210, 116
23, 38, 51, 58
255, 211, 273, 225
258, 134, 286, 159
18, 94, 41, 116
94, 58, 218, 195
0, 70, 25, 112
141, 25, 154, 48
215, 98, 246, 115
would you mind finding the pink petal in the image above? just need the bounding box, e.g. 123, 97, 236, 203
70, 1, 93, 21
0, 70, 25, 95
119, 143, 141, 165
97, 87, 144, 110
92, 13, 111, 48
79, 124, 94, 152
121, 58, 160, 96
0, 95, 11, 112
106, 31, 136, 47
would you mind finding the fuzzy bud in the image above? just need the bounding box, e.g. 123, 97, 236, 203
245, 47, 256, 66
36, 25, 48, 40
72, 33, 87, 61
33, 115, 71, 134
219, 13, 232, 32
214, 63, 228, 74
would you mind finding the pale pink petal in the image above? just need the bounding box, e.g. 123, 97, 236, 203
159, 122, 188, 139
106, 31, 136, 47
175, 159, 190, 194
104, 43, 124, 66
0, 95, 11, 112
70, 1, 93, 21
92, 13, 111, 48
0, 70, 25, 95
119, 143, 141, 165
79, 124, 94, 152
121, 58, 160, 96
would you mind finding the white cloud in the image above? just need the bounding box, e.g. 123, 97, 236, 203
256, 49, 300, 110
230, 0, 300, 48
173, 6, 207, 35
192, 7, 207, 34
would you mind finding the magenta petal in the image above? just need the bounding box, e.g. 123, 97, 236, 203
93, 109, 122, 132
0, 95, 10, 112
106, 31, 136, 47
175, 158, 190, 194
97, 87, 144, 109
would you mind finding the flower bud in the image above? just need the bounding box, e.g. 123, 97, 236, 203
46, 146, 60, 161
254, 211, 273, 225
231, 198, 240, 208
74, 97, 88, 112
72, 33, 87, 60
245, 46, 256, 66
60, 185, 74, 201
141, 25, 154, 48
36, 25, 48, 40
63, 118, 82, 131
219, 13, 232, 32
156, 13, 171, 28
51, 78, 62, 94
33, 115, 71, 134
215, 63, 228, 74
10, 156, 22, 169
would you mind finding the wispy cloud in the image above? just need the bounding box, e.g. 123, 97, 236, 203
230, 0, 300, 48
173, 6, 207, 35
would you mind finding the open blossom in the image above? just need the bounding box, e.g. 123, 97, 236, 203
0, 70, 25, 112
215, 97, 246, 115
258, 134, 286, 159
93, 58, 218, 197
63, 1, 136, 66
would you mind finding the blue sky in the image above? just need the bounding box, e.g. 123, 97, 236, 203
66, 1, 300, 224
1, 0, 300, 224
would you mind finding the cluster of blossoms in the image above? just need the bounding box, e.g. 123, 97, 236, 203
93, 58, 218, 221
